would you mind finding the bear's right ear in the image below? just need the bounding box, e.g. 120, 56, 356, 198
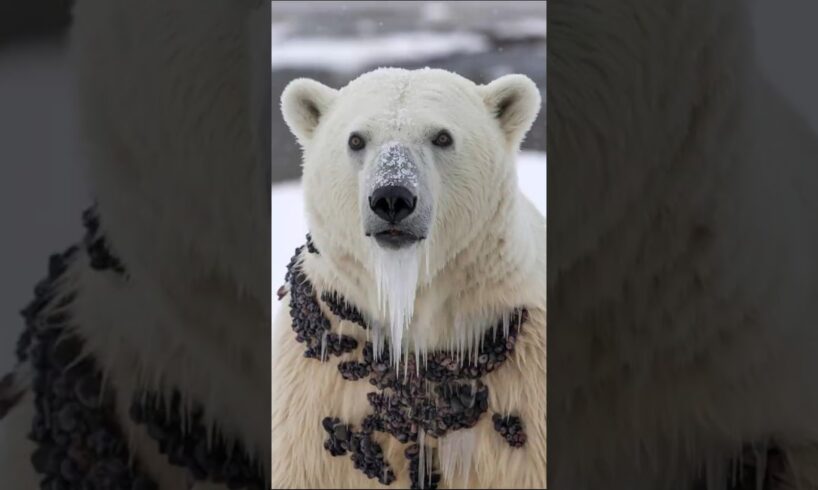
280, 78, 338, 145
480, 74, 541, 150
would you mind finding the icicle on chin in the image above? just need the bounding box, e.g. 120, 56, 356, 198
370, 243, 422, 371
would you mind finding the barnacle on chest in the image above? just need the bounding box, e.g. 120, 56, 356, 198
280, 235, 531, 488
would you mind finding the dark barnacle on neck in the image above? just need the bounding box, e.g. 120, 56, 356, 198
14, 234, 156, 489
492, 413, 527, 448
82, 206, 127, 275
10, 207, 266, 489
322, 417, 396, 485
322, 291, 369, 329
285, 242, 359, 360
285, 237, 531, 486
131, 390, 265, 489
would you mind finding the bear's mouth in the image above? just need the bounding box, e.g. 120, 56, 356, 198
371, 229, 423, 250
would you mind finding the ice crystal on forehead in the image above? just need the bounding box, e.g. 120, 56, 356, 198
371, 244, 421, 369
370, 142, 419, 189
393, 106, 410, 132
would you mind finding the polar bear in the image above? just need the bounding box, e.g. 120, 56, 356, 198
270, 68, 547, 488
548, 1, 818, 489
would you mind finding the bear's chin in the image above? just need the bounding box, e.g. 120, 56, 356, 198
372, 230, 423, 250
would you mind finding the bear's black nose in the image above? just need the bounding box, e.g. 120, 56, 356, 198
369, 186, 417, 224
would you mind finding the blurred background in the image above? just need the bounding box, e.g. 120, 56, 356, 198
268, 1, 548, 315
1, 0, 85, 372
0, 0, 73, 44
269, 1, 547, 182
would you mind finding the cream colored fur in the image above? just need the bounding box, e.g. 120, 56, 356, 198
548, 1, 818, 489
271, 68, 547, 488
0, 0, 271, 487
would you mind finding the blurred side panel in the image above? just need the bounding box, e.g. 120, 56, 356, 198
0, 0, 271, 487
548, 0, 818, 488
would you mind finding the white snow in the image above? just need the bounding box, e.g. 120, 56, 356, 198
421, 2, 452, 24
370, 143, 420, 190
517, 151, 548, 214
270, 22, 293, 43
270, 31, 489, 73
271, 151, 547, 318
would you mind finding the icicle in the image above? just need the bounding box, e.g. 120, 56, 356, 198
424, 344, 429, 371
371, 245, 421, 370
419, 429, 427, 490
320, 331, 328, 362
492, 312, 499, 341
415, 340, 421, 377
372, 322, 385, 362
423, 237, 432, 284
417, 429, 435, 490
454, 315, 466, 368
472, 319, 480, 366
426, 444, 434, 489
477, 322, 485, 363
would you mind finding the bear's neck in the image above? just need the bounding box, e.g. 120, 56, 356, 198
305, 186, 546, 352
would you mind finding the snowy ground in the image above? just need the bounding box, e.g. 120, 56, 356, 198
271, 151, 547, 318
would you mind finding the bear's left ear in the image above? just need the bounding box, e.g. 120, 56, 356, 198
480, 74, 541, 149
281, 78, 339, 145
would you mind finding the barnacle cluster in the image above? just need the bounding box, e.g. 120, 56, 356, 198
18, 228, 156, 489
14, 207, 265, 489
282, 236, 530, 488
131, 391, 265, 489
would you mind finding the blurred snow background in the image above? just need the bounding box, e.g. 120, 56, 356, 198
269, 1, 547, 183
269, 1, 548, 319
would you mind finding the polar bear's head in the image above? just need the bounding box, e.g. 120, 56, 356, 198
281, 68, 540, 282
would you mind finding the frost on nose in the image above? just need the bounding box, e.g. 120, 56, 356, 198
369, 143, 419, 191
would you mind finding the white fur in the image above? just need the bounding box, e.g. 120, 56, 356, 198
0, 0, 271, 487
271, 68, 547, 488
548, 1, 818, 488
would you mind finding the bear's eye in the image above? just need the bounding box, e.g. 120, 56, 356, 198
432, 130, 453, 148
348, 133, 366, 151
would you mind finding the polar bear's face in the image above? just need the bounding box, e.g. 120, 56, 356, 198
281, 68, 540, 271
